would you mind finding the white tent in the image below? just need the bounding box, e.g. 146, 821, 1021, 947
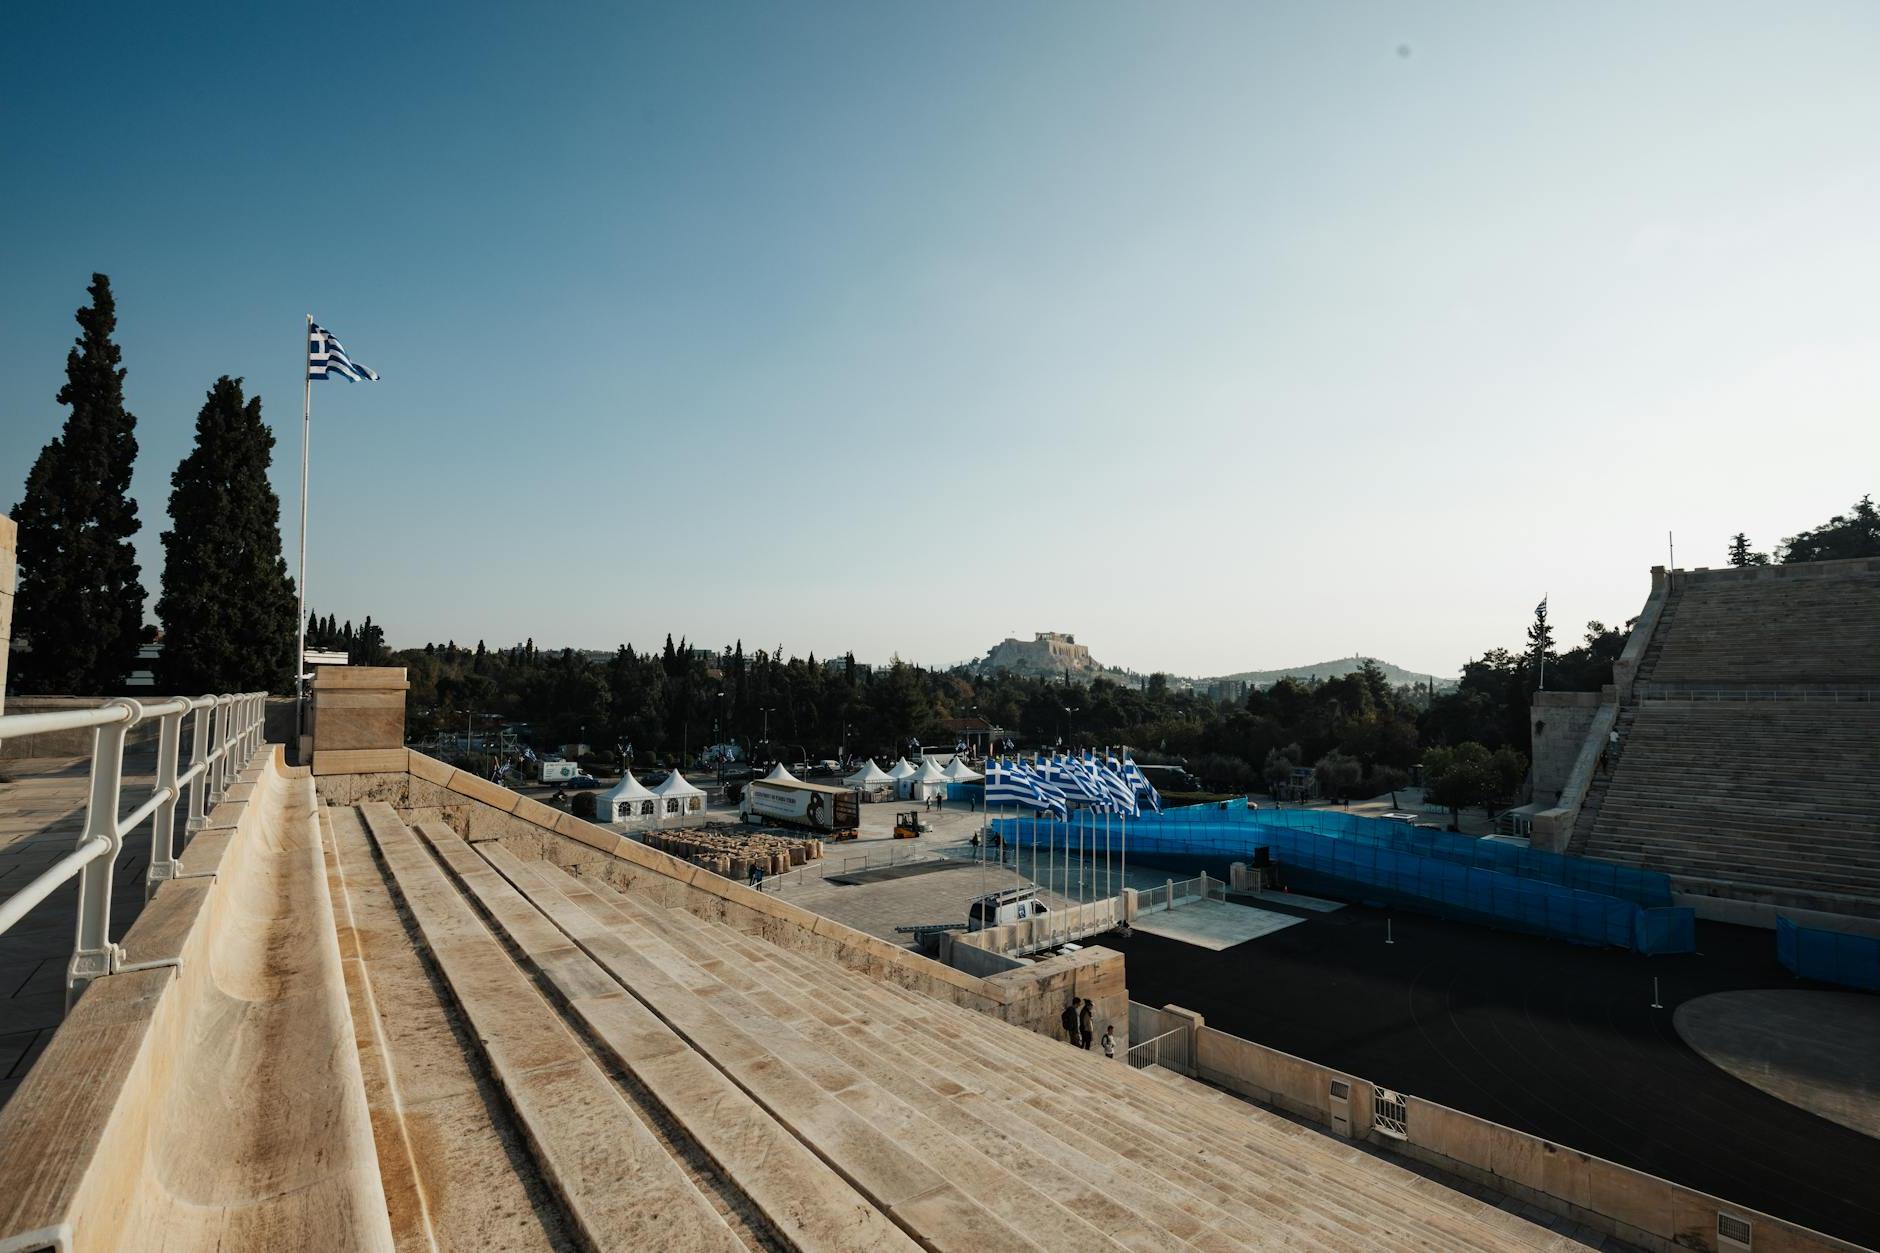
843, 760, 893, 788
940, 756, 982, 782
886, 758, 917, 780
906, 758, 950, 802
597, 772, 657, 824
762, 763, 802, 786
652, 769, 707, 824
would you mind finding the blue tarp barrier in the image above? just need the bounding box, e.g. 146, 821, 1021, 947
1776, 917, 1880, 991
1634, 907, 1696, 955
986, 805, 1692, 953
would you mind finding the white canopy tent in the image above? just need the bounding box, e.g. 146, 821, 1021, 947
652, 769, 707, 824
906, 758, 950, 802
762, 763, 802, 786
843, 760, 893, 788
940, 756, 982, 783
597, 772, 657, 824
886, 758, 917, 780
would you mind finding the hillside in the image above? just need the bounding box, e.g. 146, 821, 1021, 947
1203, 655, 1452, 691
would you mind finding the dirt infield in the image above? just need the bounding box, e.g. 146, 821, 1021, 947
1105, 903, 1880, 1249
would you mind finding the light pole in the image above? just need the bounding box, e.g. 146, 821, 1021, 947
761, 706, 775, 743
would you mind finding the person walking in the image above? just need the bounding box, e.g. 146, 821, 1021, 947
1060, 999, 1080, 1045
1101, 1026, 1116, 1059
748, 862, 766, 893
1078, 999, 1094, 1050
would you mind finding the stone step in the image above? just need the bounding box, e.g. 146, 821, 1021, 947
321, 807, 569, 1253
474, 844, 1050, 1253
408, 820, 918, 1253
551, 865, 1566, 1253
352, 804, 744, 1253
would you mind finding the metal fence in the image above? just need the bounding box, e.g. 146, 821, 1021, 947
1125, 1027, 1192, 1073
0, 692, 267, 1003
759, 841, 928, 892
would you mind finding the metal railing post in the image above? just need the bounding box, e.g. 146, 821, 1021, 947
212, 694, 233, 797
69, 699, 139, 1004
146, 706, 185, 896
185, 700, 210, 831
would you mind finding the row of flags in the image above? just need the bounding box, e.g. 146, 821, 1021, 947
985, 751, 1162, 821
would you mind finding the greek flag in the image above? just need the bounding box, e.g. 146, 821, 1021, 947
1056, 754, 1113, 813
308, 322, 380, 382
986, 758, 1066, 820
1100, 752, 1142, 818
1120, 754, 1163, 813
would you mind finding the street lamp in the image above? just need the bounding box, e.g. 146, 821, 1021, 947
761, 706, 775, 743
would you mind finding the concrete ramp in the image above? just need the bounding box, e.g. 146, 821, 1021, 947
0, 750, 392, 1253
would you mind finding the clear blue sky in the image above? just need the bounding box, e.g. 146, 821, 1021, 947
4, 3, 1877, 678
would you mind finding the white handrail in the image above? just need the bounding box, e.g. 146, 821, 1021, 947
0, 690, 268, 1003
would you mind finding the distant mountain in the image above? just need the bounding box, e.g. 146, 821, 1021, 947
1202, 656, 1453, 691
972, 634, 1453, 692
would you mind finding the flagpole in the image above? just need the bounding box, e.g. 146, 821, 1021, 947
294, 314, 312, 751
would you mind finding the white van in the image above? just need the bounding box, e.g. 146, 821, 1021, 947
966, 887, 1049, 931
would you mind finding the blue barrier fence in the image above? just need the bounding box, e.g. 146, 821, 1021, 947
1099, 803, 1673, 907
1776, 917, 1880, 992
985, 806, 1692, 953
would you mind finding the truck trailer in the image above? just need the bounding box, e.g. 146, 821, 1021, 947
538, 759, 581, 784
741, 778, 860, 838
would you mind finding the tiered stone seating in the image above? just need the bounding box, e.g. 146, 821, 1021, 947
1583, 703, 1880, 905
1641, 563, 1880, 688
328, 802, 1573, 1253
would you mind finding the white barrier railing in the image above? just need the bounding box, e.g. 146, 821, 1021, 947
1126, 1026, 1192, 1073
0, 691, 267, 1003
1135, 872, 1227, 916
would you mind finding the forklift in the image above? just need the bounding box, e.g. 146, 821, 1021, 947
892, 810, 926, 839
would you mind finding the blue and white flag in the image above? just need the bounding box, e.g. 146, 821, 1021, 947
1120, 754, 1163, 814
1057, 754, 1113, 813
308, 322, 380, 382
1100, 752, 1142, 818
986, 758, 1065, 820
1017, 759, 1070, 821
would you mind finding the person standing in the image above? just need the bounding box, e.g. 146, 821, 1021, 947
1079, 999, 1094, 1050
1101, 1026, 1116, 1059
1060, 999, 1080, 1045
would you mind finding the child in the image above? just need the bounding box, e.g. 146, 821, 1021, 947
1101, 1026, 1116, 1059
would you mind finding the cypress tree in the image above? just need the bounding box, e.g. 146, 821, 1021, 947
156, 376, 298, 693
11, 274, 146, 694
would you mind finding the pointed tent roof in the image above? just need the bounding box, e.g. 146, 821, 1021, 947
887, 758, 918, 780
844, 760, 893, 786
652, 769, 704, 799
911, 759, 950, 784
941, 756, 982, 782
762, 763, 801, 786
599, 772, 655, 812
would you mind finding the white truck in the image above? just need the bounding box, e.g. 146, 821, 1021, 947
538, 760, 581, 784
741, 779, 860, 837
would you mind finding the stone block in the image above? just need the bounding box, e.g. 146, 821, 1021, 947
313, 749, 411, 776
443, 770, 521, 814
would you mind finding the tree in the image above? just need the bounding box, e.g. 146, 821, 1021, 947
1423, 742, 1491, 829
1726, 533, 1769, 567
1780, 495, 1880, 563
10, 274, 146, 693
156, 376, 298, 692
1312, 750, 1362, 803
